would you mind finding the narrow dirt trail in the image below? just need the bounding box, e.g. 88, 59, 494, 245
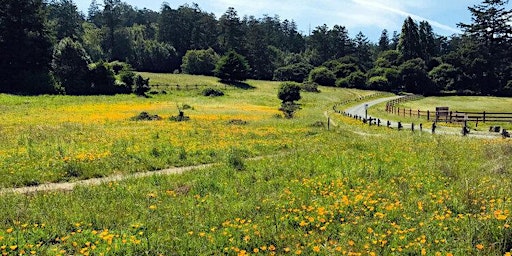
0, 155, 282, 195
0, 164, 215, 195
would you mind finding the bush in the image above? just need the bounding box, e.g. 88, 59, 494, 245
273, 62, 313, 83
134, 75, 150, 96
87, 61, 120, 95
335, 78, 349, 88
301, 82, 319, 92
226, 148, 246, 171
309, 67, 336, 86
181, 48, 219, 76
214, 51, 250, 82
279, 101, 301, 119
347, 71, 368, 89
337, 71, 367, 89
202, 88, 224, 97
108, 61, 131, 75
52, 38, 91, 95
130, 112, 162, 121
278, 82, 301, 103
368, 76, 389, 90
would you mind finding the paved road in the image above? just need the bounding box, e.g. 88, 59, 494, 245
343, 96, 503, 138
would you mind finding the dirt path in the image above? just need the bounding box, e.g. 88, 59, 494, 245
0, 164, 215, 195
0, 155, 281, 195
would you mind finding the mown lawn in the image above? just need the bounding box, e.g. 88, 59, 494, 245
0, 75, 511, 255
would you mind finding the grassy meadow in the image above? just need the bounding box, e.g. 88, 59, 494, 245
1, 74, 512, 255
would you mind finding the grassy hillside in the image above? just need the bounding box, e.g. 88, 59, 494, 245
0, 74, 511, 255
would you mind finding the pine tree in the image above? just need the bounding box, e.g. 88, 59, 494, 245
0, 0, 54, 93
214, 51, 250, 82
458, 0, 512, 94
397, 17, 421, 61
354, 32, 372, 71
218, 7, 245, 54
418, 21, 438, 62
378, 29, 390, 52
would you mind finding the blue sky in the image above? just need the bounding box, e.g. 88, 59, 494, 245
74, 0, 512, 42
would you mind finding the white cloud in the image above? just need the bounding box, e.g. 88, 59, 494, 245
350, 0, 461, 34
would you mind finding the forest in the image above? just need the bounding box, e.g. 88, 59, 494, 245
0, 0, 511, 96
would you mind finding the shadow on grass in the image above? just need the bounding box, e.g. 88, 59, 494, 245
220, 80, 256, 90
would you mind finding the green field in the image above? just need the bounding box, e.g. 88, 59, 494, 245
1, 74, 512, 255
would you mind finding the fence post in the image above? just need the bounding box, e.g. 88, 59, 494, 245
449, 111, 453, 123
427, 110, 430, 121
483, 111, 486, 123
409, 109, 412, 117
418, 110, 420, 118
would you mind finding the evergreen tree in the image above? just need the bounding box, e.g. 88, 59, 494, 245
87, 0, 102, 27
51, 38, 91, 94
218, 7, 245, 54
244, 17, 277, 80
47, 0, 85, 41
378, 29, 390, 52
158, 4, 218, 57
418, 21, 438, 62
458, 0, 512, 94
353, 32, 373, 71
103, 0, 123, 60
398, 17, 421, 61
390, 31, 400, 50
0, 0, 54, 94
214, 51, 250, 82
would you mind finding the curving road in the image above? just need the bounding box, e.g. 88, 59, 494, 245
342, 96, 503, 138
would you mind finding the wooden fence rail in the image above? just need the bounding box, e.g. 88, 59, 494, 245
386, 96, 512, 124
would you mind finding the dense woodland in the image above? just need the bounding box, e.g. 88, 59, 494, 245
0, 0, 511, 96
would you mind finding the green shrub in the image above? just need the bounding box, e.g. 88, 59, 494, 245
273, 62, 314, 83
301, 81, 320, 92
278, 82, 302, 103
309, 67, 336, 86
214, 51, 250, 82
202, 88, 224, 97
368, 76, 390, 90
226, 148, 246, 171
279, 101, 301, 119
134, 75, 150, 96
130, 112, 163, 121
181, 48, 219, 76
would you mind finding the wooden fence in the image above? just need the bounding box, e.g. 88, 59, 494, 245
152, 83, 236, 91
333, 92, 389, 113
386, 96, 512, 124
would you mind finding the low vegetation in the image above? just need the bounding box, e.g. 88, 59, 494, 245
0, 73, 511, 255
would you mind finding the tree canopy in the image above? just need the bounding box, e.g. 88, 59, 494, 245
0, 0, 510, 96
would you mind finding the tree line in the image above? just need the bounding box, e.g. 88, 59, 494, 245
0, 0, 510, 96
